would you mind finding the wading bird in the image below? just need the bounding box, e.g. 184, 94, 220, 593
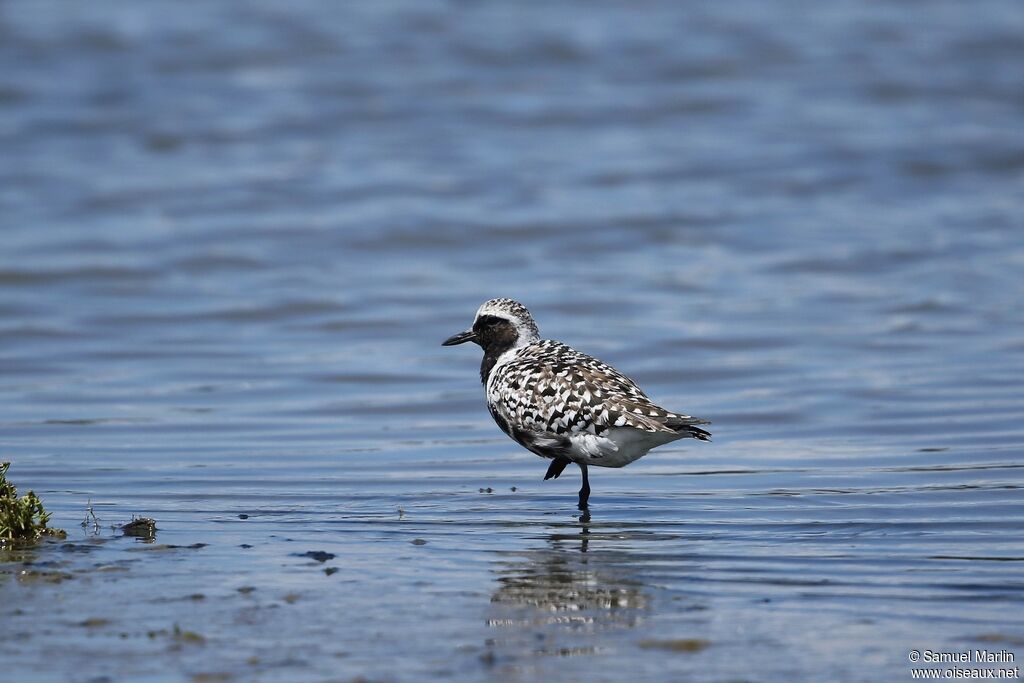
443, 298, 710, 511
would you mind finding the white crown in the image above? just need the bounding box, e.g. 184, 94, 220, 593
475, 298, 540, 342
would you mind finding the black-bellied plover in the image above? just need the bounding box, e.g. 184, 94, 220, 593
443, 298, 710, 511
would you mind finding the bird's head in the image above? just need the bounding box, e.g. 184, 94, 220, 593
442, 298, 540, 353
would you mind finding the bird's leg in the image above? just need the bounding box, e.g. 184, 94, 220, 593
578, 463, 590, 510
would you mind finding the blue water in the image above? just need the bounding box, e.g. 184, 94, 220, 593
2, 1, 1023, 682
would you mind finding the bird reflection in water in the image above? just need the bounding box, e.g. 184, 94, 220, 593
485, 518, 651, 661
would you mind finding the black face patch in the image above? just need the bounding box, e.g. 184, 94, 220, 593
474, 316, 518, 351
476, 316, 520, 383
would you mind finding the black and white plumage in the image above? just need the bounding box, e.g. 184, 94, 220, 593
443, 298, 710, 510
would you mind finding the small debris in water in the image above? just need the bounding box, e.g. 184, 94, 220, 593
282, 593, 300, 604
172, 624, 205, 644
119, 516, 157, 540
81, 498, 101, 535
191, 673, 233, 683
324, 567, 339, 576
239, 543, 252, 549
295, 550, 335, 562
637, 638, 711, 653
410, 538, 427, 545
238, 514, 249, 519
126, 542, 205, 552
968, 633, 1024, 645
15, 569, 74, 584
60, 542, 99, 553
237, 586, 256, 594
510, 486, 517, 492
79, 617, 110, 628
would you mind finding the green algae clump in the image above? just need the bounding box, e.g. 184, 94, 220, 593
0, 461, 66, 545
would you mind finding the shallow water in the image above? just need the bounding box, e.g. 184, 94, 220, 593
2, 1, 1024, 681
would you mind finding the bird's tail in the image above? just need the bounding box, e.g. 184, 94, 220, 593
663, 415, 712, 442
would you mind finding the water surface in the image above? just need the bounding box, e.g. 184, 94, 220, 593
2, 1, 1023, 681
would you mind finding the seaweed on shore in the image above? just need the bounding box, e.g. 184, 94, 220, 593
1, 461, 66, 545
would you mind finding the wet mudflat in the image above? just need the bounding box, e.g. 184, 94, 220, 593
2, 1, 1024, 681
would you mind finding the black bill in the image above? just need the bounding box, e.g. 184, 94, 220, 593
442, 329, 477, 346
